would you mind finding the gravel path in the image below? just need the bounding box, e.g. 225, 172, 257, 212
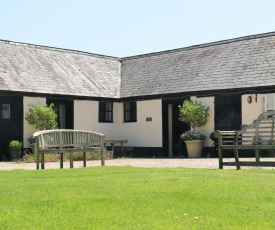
0, 158, 274, 170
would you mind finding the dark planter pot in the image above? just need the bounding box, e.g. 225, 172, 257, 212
10, 150, 21, 161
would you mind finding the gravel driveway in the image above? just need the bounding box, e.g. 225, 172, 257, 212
0, 158, 218, 170
0, 158, 274, 170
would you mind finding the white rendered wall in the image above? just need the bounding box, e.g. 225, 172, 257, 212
242, 94, 261, 126
120, 99, 163, 147
74, 99, 162, 147
190, 96, 215, 147
23, 97, 46, 148
21, 95, 265, 150
74, 100, 120, 139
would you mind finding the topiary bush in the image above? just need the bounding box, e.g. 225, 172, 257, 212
8, 140, 22, 150
179, 100, 209, 131
25, 103, 58, 130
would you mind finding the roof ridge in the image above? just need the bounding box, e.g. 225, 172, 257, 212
121, 31, 275, 60
0, 39, 120, 61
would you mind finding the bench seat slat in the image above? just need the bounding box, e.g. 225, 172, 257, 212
223, 162, 275, 167
38, 147, 103, 153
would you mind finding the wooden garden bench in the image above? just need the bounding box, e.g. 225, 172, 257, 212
33, 129, 105, 170
214, 110, 275, 169
104, 139, 128, 156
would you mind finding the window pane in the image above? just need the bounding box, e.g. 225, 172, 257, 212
105, 112, 112, 122
2, 104, 10, 119
124, 102, 137, 122
105, 102, 112, 111
131, 111, 137, 121
99, 102, 113, 122
125, 111, 130, 122
99, 102, 105, 111
125, 102, 130, 111
131, 102, 136, 110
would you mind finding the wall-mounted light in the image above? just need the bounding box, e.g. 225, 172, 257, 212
247, 94, 258, 104
247, 96, 252, 104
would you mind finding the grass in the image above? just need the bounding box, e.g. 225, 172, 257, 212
0, 167, 274, 229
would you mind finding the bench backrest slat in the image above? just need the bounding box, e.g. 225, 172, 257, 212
215, 111, 275, 146
33, 129, 105, 149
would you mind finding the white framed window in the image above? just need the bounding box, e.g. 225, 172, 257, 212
124, 102, 137, 122
98, 102, 113, 123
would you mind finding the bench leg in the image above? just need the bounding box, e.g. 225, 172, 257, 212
234, 149, 241, 170
111, 144, 114, 154
70, 152, 73, 168
121, 143, 124, 156
60, 153, 64, 169
101, 146, 105, 166
83, 152, 86, 167
255, 150, 260, 163
36, 150, 40, 170
41, 153, 45, 169
218, 147, 223, 169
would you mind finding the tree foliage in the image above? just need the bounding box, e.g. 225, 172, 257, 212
179, 100, 209, 131
25, 104, 58, 130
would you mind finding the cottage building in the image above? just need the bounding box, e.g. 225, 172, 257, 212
1, 31, 275, 160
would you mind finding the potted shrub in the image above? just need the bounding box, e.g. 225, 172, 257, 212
27, 134, 36, 153
27, 134, 36, 144
8, 140, 22, 161
179, 100, 209, 157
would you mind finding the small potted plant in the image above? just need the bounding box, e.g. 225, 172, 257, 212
27, 134, 36, 153
179, 100, 209, 157
181, 130, 207, 141
8, 140, 22, 161
27, 134, 36, 144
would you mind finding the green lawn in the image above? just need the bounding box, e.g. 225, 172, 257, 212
0, 167, 274, 229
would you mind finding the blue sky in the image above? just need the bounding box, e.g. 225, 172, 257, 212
1, 0, 275, 57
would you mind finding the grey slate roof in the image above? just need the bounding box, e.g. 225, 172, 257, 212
120, 32, 275, 98
0, 40, 120, 98
2, 32, 275, 99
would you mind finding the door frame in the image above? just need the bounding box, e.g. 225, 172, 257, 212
162, 97, 190, 157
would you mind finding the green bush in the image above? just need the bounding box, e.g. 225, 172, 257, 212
25, 103, 58, 130
8, 140, 22, 150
